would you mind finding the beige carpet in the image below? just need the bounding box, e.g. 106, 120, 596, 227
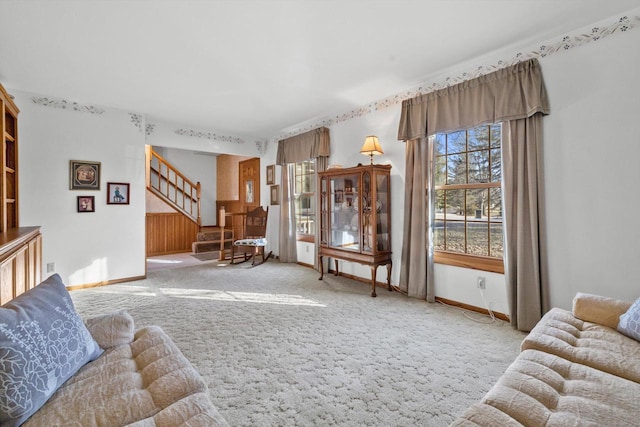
70, 261, 526, 426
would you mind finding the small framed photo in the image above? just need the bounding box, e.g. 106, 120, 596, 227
270, 185, 280, 205
107, 182, 130, 205
70, 160, 101, 190
335, 190, 344, 204
266, 165, 276, 185
77, 196, 95, 213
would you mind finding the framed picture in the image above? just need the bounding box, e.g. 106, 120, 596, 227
270, 185, 279, 205
335, 190, 344, 204
266, 165, 276, 185
70, 160, 101, 190
107, 182, 130, 205
77, 196, 95, 213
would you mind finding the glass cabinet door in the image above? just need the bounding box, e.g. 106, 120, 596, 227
329, 174, 360, 251
375, 172, 390, 252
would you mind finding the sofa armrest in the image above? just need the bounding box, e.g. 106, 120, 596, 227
84, 310, 135, 348
572, 292, 632, 329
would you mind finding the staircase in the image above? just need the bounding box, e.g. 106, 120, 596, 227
146, 146, 201, 225
145, 146, 233, 258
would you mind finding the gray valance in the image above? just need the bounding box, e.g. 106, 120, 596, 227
276, 127, 330, 165
397, 58, 550, 140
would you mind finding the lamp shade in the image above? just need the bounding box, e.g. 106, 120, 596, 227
360, 136, 383, 164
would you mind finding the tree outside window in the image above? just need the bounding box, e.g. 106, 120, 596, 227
433, 124, 504, 272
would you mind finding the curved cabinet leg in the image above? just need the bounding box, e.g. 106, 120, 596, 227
387, 262, 393, 291
318, 255, 324, 280
370, 265, 377, 297
334, 259, 339, 276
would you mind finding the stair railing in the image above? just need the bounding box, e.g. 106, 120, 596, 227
145, 146, 201, 226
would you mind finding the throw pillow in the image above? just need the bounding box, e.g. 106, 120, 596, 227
0, 274, 103, 426
84, 310, 135, 349
618, 297, 640, 342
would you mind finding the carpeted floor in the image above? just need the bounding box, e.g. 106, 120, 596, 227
70, 261, 526, 426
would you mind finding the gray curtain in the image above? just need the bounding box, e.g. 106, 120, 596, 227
399, 138, 434, 301
397, 58, 549, 331
276, 127, 330, 264
502, 115, 544, 331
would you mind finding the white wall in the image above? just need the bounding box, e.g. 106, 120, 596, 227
153, 146, 217, 225
16, 90, 146, 286
539, 27, 640, 309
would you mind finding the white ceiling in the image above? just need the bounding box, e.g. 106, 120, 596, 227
1, 0, 639, 142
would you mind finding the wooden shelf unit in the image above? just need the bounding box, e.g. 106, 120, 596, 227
1, 83, 19, 232
318, 164, 392, 297
0, 83, 43, 304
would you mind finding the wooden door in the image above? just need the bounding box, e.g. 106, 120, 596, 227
239, 158, 260, 212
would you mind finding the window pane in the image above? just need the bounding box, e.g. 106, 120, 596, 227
447, 154, 467, 184
468, 126, 489, 151
435, 155, 447, 185
490, 148, 501, 182
434, 134, 446, 155
435, 189, 446, 219
468, 149, 490, 183
489, 188, 502, 221
445, 221, 465, 253
447, 131, 466, 154
467, 222, 488, 256
490, 124, 501, 148
445, 189, 465, 218
303, 175, 313, 193
434, 220, 445, 251
466, 189, 488, 221
490, 223, 503, 258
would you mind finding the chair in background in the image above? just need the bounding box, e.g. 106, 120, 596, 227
231, 206, 272, 266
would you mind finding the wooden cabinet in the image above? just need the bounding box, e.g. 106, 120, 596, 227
1, 83, 19, 231
318, 164, 392, 297
0, 227, 42, 304
0, 83, 43, 305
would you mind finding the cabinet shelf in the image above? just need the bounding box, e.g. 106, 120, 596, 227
318, 164, 392, 297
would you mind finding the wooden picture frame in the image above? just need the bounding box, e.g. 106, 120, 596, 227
77, 196, 95, 213
106, 182, 130, 205
266, 164, 275, 185
270, 185, 279, 205
70, 160, 101, 190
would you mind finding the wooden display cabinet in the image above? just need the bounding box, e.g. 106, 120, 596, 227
1, 83, 19, 231
318, 164, 392, 297
0, 83, 43, 303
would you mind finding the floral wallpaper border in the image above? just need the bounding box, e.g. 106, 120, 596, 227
174, 128, 244, 144
31, 96, 105, 115
276, 13, 640, 140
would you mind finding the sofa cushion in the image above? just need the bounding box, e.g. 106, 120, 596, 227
85, 310, 135, 349
23, 325, 229, 426
0, 274, 103, 426
521, 307, 640, 382
452, 349, 640, 426
618, 297, 640, 342
572, 292, 632, 329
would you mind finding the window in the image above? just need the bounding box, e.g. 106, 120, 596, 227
294, 159, 316, 242
433, 124, 504, 273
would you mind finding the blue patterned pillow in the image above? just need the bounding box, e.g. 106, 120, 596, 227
618, 297, 640, 342
0, 274, 103, 426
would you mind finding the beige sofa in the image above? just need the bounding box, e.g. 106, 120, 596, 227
452, 293, 640, 426
0, 274, 228, 426
24, 311, 229, 426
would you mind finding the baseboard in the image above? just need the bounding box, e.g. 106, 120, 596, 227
435, 296, 510, 321
66, 274, 146, 291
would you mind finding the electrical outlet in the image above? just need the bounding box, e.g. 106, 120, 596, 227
477, 276, 486, 289
47, 263, 55, 273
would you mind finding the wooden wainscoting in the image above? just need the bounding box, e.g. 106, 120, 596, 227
146, 212, 199, 256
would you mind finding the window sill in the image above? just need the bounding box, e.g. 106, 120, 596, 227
434, 251, 504, 274
297, 234, 315, 243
